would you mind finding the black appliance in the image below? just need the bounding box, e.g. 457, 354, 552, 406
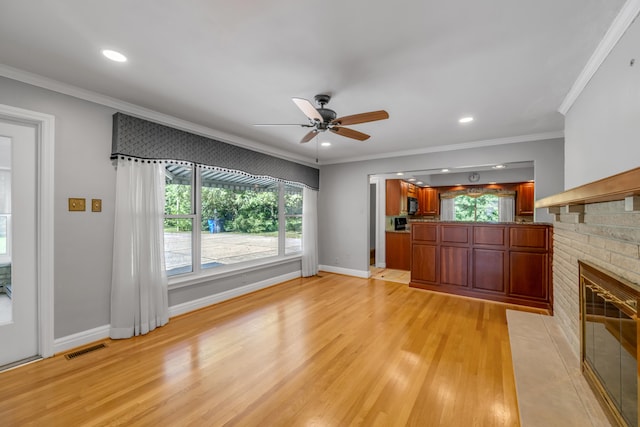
408, 197, 418, 215
394, 217, 407, 231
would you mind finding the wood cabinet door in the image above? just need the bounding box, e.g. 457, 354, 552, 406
428, 188, 439, 215
472, 248, 506, 293
440, 246, 469, 287
386, 232, 410, 270
400, 181, 408, 214
516, 182, 535, 215
412, 244, 438, 283
509, 251, 548, 300
385, 180, 401, 216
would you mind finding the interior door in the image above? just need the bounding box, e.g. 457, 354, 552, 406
0, 120, 38, 367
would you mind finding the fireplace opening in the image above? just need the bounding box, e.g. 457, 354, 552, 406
580, 261, 639, 427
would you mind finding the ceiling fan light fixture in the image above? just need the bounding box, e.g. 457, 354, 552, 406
102, 49, 127, 62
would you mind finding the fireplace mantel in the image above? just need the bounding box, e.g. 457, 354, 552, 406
536, 167, 640, 208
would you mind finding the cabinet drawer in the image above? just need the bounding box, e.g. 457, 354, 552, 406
412, 224, 438, 242
441, 225, 469, 244
509, 226, 547, 249
473, 226, 506, 247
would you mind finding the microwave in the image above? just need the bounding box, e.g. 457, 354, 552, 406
408, 197, 418, 215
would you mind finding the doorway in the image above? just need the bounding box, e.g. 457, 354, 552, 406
0, 105, 54, 368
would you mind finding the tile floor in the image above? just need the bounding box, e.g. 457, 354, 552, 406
369, 267, 410, 284
507, 310, 613, 427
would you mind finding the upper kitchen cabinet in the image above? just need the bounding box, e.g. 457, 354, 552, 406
516, 182, 535, 216
386, 179, 409, 215
419, 187, 439, 216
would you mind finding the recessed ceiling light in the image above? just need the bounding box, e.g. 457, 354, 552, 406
441, 168, 449, 173
408, 178, 416, 182
321, 142, 331, 147
102, 49, 127, 62
492, 164, 506, 169
396, 172, 404, 176
459, 116, 474, 124
528, 179, 535, 183
416, 181, 423, 185
489, 181, 497, 185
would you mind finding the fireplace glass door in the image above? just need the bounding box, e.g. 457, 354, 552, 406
580, 261, 639, 427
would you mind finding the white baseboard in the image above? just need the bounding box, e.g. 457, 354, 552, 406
53, 324, 110, 355
319, 265, 370, 278
168, 271, 301, 317
53, 271, 302, 355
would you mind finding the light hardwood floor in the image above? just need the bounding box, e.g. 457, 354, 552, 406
0, 273, 542, 426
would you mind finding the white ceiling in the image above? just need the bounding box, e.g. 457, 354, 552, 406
0, 0, 626, 165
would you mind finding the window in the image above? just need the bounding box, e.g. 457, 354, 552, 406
454, 194, 499, 222
163, 164, 303, 277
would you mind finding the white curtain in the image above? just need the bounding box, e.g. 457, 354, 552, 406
301, 187, 318, 277
498, 195, 515, 222
110, 159, 169, 339
440, 198, 455, 221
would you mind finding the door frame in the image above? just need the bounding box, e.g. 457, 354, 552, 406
0, 103, 54, 359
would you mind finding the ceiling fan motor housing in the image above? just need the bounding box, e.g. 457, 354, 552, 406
313, 94, 337, 127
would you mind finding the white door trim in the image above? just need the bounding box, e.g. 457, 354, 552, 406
0, 103, 54, 359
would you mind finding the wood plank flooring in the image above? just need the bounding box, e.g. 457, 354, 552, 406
0, 273, 542, 426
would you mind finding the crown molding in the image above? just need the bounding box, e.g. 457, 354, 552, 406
320, 131, 564, 165
558, 0, 640, 115
0, 64, 318, 168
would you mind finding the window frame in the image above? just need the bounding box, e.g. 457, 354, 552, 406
164, 165, 303, 286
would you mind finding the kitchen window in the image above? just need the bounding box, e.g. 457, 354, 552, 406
163, 164, 303, 277
454, 194, 499, 222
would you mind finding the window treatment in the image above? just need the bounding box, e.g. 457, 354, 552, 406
498, 195, 515, 222
301, 187, 318, 277
110, 158, 169, 339
440, 198, 455, 221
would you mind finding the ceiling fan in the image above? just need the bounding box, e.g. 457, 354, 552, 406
255, 94, 389, 143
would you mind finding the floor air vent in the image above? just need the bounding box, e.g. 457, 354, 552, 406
64, 343, 107, 360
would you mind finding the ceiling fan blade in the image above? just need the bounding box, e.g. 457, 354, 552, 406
331, 110, 389, 126
330, 126, 370, 141
253, 123, 314, 127
292, 97, 323, 123
300, 129, 319, 143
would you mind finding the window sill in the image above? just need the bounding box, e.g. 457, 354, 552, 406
168, 254, 302, 290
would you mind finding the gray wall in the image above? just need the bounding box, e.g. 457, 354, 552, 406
0, 76, 301, 339
318, 138, 564, 274
1, 77, 116, 338
564, 16, 640, 189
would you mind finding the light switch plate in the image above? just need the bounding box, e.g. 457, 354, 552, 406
68, 198, 86, 211
92, 199, 102, 212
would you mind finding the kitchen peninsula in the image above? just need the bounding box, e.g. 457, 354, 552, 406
409, 222, 552, 312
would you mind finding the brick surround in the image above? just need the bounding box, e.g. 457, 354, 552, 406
552, 200, 640, 355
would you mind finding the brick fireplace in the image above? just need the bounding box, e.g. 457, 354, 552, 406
551, 199, 640, 353
538, 167, 640, 427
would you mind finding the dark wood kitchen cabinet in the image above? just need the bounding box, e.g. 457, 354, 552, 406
418, 187, 439, 215
386, 232, 410, 270
516, 182, 535, 216
386, 179, 408, 216
410, 222, 552, 312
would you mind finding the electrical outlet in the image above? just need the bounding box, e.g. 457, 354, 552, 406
68, 198, 86, 211
92, 199, 102, 212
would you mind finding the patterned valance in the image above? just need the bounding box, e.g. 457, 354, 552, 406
440, 188, 516, 199
111, 113, 319, 190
